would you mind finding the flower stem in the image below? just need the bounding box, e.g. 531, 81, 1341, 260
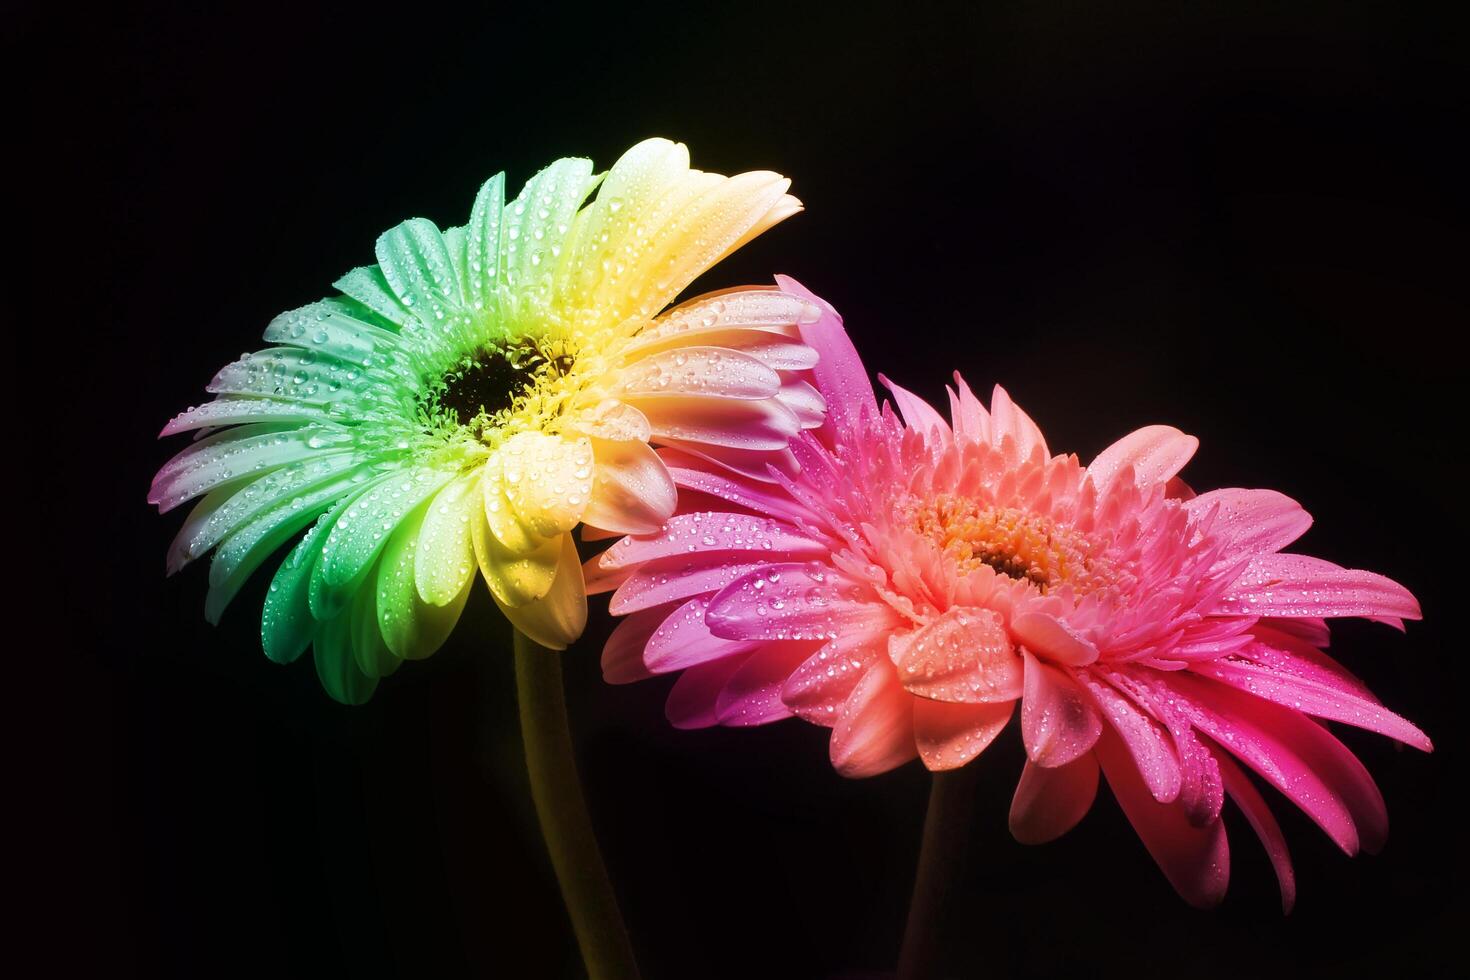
897, 766, 978, 980
514, 629, 641, 980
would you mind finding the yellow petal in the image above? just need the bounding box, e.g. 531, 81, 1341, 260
482, 449, 546, 554
499, 431, 594, 538
472, 495, 561, 605
493, 533, 587, 650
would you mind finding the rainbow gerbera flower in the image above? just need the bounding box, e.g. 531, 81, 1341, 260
151, 138, 822, 703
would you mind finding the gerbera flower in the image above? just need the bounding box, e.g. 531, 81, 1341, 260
151, 138, 825, 703
589, 287, 1429, 908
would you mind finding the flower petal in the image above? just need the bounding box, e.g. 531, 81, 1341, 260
777, 275, 877, 448
1215, 554, 1420, 621
261, 495, 358, 665
471, 501, 562, 606
600, 603, 673, 685
499, 431, 595, 539
643, 597, 761, 673
666, 655, 747, 730
312, 606, 377, 706
616, 346, 782, 400
1021, 652, 1102, 767
1096, 729, 1230, 909
414, 473, 480, 607
1087, 425, 1198, 495
715, 642, 814, 726
889, 608, 1022, 704
581, 437, 677, 536
1216, 750, 1296, 914
914, 699, 1013, 771
376, 502, 473, 661
705, 563, 896, 643
598, 512, 826, 569
310, 469, 453, 619
1011, 611, 1099, 667
1185, 488, 1312, 558
830, 659, 917, 778
493, 533, 587, 650
1009, 754, 1099, 844
633, 395, 801, 450
781, 632, 888, 725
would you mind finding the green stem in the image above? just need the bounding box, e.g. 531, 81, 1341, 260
897, 766, 978, 980
514, 630, 641, 980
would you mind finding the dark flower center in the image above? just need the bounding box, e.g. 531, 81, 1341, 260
437, 353, 527, 425
431, 345, 578, 427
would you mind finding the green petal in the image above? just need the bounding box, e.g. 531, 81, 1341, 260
263, 298, 408, 372
166, 452, 364, 573
375, 217, 464, 322
464, 173, 505, 318
309, 468, 453, 620
350, 581, 401, 680
313, 606, 377, 705
377, 501, 472, 661
414, 472, 480, 606
334, 265, 408, 328
207, 347, 378, 405
501, 158, 599, 312
203, 465, 378, 624
261, 491, 361, 665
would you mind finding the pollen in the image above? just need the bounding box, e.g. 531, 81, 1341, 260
905, 494, 1114, 594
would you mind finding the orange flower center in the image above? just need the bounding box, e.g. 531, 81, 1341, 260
905, 495, 1113, 593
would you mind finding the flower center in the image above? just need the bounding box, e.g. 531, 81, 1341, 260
905, 494, 1113, 594
425, 342, 578, 430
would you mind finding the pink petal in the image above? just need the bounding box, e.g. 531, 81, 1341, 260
913, 699, 1013, 771
1185, 488, 1312, 558
597, 512, 826, 569
1078, 672, 1181, 803
988, 385, 1048, 460
1011, 611, 1099, 666
653, 438, 800, 483
781, 633, 888, 725
643, 597, 761, 673
1021, 653, 1102, 768
609, 559, 765, 615
889, 608, 1022, 703
715, 641, 815, 727
830, 660, 918, 778
666, 656, 749, 730
600, 604, 672, 684
659, 447, 812, 523
582, 437, 678, 536
1193, 649, 1431, 751
616, 346, 781, 400
1009, 754, 1100, 844
1167, 672, 1375, 854
1096, 730, 1231, 909
1216, 554, 1421, 621
776, 274, 877, 448
878, 374, 952, 443
1215, 750, 1296, 914
581, 550, 633, 595
704, 563, 898, 643
634, 395, 801, 450
948, 374, 991, 445
1087, 425, 1199, 494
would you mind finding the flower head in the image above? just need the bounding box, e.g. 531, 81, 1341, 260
151, 139, 825, 703
589, 293, 1429, 909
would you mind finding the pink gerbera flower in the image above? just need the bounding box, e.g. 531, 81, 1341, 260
587, 282, 1430, 909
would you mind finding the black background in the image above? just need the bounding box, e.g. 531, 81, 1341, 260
28, 2, 1465, 977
